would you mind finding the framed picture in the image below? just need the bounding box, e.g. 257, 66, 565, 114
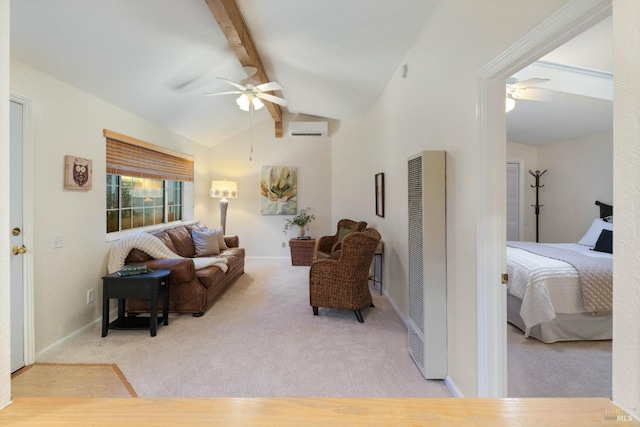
64, 155, 92, 190
375, 172, 384, 217
260, 166, 297, 215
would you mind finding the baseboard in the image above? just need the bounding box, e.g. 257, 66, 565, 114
35, 309, 116, 361
385, 289, 410, 330
385, 288, 461, 398
444, 375, 464, 397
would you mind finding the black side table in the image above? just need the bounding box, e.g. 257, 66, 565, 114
102, 269, 170, 337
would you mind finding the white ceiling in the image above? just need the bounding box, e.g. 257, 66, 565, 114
10, 0, 437, 146
10, 1, 611, 147
507, 16, 612, 146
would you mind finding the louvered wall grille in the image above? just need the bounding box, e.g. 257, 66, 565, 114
407, 151, 447, 380
408, 156, 425, 336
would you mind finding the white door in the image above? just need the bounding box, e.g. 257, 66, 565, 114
10, 100, 25, 373
506, 162, 520, 241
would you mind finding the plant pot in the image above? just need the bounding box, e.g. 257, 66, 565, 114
298, 226, 306, 237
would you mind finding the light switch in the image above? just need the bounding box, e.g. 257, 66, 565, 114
53, 234, 64, 248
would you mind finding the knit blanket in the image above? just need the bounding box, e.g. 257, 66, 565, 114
108, 232, 228, 274
507, 241, 612, 313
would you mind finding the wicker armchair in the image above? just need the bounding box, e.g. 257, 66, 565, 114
309, 227, 381, 323
316, 219, 368, 258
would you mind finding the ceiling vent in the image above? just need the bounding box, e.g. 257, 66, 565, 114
289, 121, 328, 137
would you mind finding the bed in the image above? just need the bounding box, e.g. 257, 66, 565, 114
506, 201, 613, 343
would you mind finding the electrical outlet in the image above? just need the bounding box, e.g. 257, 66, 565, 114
282, 241, 286, 248
86, 289, 95, 304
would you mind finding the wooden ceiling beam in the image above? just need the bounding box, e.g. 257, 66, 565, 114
205, 0, 283, 138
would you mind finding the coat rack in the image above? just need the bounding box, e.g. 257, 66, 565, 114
529, 169, 547, 242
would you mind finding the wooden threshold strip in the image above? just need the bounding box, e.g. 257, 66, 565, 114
1, 397, 637, 426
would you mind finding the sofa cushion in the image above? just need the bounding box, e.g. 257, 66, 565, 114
192, 228, 220, 257
166, 226, 196, 258
195, 266, 226, 289
150, 229, 178, 253
212, 225, 229, 250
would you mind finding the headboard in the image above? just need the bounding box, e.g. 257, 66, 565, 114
595, 201, 613, 219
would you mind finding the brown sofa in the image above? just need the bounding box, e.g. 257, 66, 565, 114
124, 222, 245, 316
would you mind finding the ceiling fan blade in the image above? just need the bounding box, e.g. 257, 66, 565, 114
217, 77, 246, 91
510, 78, 550, 90
255, 81, 283, 92
511, 87, 559, 102
256, 92, 289, 107
203, 90, 243, 96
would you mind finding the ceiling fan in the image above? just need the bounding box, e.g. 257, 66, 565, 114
505, 77, 556, 112
204, 66, 288, 111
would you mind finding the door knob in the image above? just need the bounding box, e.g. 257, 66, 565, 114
12, 245, 27, 255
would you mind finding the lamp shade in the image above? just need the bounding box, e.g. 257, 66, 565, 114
210, 180, 238, 199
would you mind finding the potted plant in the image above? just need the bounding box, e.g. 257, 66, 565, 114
283, 207, 315, 238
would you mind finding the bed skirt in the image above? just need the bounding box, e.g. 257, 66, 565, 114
507, 293, 612, 343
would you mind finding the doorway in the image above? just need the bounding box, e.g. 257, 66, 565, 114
10, 94, 35, 373
476, 0, 612, 397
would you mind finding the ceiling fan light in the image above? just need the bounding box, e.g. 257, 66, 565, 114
252, 97, 264, 110
236, 94, 251, 111
505, 96, 516, 113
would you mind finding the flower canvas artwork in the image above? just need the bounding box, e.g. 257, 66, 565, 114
260, 166, 297, 215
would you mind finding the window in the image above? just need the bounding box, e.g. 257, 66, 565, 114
105, 129, 193, 234
106, 175, 183, 233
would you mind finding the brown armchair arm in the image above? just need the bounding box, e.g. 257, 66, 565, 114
142, 258, 195, 283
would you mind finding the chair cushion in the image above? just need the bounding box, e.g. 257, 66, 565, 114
338, 227, 354, 242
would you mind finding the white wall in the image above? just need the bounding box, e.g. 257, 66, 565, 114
209, 115, 332, 257
612, 0, 640, 418
9, 61, 212, 355
507, 142, 538, 242
538, 132, 613, 243
0, 0, 11, 410
507, 132, 613, 244
332, 0, 573, 397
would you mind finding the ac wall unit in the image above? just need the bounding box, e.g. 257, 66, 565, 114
407, 150, 447, 379
289, 121, 328, 137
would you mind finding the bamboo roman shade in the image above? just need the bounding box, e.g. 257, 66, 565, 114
104, 130, 194, 182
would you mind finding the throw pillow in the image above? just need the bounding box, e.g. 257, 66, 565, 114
192, 229, 220, 257
338, 227, 354, 242
212, 225, 229, 250
592, 229, 613, 254
577, 218, 613, 247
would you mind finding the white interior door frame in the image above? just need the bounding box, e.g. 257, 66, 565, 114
10, 92, 35, 368
475, 0, 612, 397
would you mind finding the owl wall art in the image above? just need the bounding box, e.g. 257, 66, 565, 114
64, 155, 93, 190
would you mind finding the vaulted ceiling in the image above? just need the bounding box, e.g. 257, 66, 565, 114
10, 1, 611, 148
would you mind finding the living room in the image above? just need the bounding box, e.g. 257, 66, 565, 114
2, 0, 640, 423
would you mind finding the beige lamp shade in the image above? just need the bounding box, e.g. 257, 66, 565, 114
210, 180, 238, 200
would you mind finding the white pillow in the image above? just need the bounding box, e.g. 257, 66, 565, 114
212, 225, 229, 250
577, 218, 613, 247
192, 229, 220, 256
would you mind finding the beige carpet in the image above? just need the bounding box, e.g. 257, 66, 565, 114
507, 323, 612, 398
11, 363, 136, 398
41, 258, 452, 398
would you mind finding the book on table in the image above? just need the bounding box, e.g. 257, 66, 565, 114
117, 264, 151, 276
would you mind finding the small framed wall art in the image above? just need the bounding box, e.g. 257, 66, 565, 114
64, 155, 93, 190
375, 172, 385, 217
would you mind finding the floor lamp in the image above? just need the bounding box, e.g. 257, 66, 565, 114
210, 180, 238, 234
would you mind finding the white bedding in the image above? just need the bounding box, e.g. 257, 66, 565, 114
506, 242, 612, 335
